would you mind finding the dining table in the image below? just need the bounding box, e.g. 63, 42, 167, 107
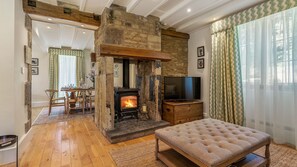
61, 87, 95, 110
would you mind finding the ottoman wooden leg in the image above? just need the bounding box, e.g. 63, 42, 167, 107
155, 138, 159, 160
265, 143, 270, 167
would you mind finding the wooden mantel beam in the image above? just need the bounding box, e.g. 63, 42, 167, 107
161, 29, 190, 39
99, 44, 172, 62
22, 0, 101, 27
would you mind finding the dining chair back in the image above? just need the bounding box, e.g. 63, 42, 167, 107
65, 90, 85, 114
45, 89, 66, 115
86, 89, 95, 113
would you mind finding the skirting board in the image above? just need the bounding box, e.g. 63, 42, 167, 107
32, 101, 48, 107
203, 112, 209, 118
0, 127, 33, 165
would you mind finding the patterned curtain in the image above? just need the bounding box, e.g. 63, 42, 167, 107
211, 0, 297, 34
209, 28, 244, 125
76, 55, 85, 85
49, 51, 59, 91
48, 48, 85, 91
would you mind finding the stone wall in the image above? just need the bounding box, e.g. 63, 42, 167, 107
98, 5, 161, 51
161, 35, 188, 76
136, 61, 162, 121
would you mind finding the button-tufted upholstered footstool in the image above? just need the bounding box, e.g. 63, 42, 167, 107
155, 118, 271, 167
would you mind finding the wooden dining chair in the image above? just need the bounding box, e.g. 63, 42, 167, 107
85, 89, 95, 113
65, 90, 85, 114
45, 89, 66, 115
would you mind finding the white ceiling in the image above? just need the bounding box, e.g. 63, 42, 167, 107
34, 0, 266, 51
32, 20, 94, 52
37, 0, 265, 33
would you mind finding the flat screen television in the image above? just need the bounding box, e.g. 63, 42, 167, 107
164, 77, 201, 100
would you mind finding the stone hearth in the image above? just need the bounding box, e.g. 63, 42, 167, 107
106, 119, 169, 143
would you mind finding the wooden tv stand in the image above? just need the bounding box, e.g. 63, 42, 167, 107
162, 101, 203, 125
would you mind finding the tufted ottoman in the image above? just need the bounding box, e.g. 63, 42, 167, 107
155, 118, 271, 167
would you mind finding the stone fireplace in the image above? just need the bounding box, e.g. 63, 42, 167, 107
94, 5, 171, 142
95, 44, 170, 141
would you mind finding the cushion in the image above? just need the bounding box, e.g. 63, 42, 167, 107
155, 118, 270, 166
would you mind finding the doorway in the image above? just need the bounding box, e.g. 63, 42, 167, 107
30, 19, 95, 124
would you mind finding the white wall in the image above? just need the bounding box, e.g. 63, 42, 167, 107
188, 25, 212, 117
0, 0, 16, 136
32, 40, 49, 107
14, 0, 29, 139
0, 0, 28, 164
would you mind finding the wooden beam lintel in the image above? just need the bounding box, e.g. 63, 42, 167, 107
161, 29, 190, 39
99, 44, 171, 62
22, 0, 101, 27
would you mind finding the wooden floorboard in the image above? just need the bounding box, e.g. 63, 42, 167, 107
1, 117, 155, 167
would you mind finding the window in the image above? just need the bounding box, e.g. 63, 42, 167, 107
238, 8, 297, 85
237, 7, 297, 147
58, 55, 76, 97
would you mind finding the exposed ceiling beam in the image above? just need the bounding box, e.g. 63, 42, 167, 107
176, 0, 233, 31
160, 0, 192, 21
85, 35, 94, 51
81, 32, 93, 49
170, 0, 231, 27
59, 24, 75, 48
56, 25, 62, 48
79, 0, 87, 11
176, 14, 212, 32
32, 27, 48, 52
69, 27, 75, 48
127, 0, 141, 12
187, 23, 212, 34
23, 0, 101, 27
144, 0, 168, 17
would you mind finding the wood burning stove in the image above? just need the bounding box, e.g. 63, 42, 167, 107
114, 88, 139, 122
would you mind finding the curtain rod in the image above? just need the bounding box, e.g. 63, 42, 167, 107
211, 27, 234, 35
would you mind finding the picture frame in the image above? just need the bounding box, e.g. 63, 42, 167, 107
32, 67, 39, 75
197, 46, 205, 57
197, 58, 204, 69
32, 58, 39, 66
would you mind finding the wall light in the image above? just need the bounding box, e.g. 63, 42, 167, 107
187, 8, 191, 13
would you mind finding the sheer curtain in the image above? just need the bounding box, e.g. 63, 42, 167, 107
58, 55, 77, 97
238, 7, 297, 147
